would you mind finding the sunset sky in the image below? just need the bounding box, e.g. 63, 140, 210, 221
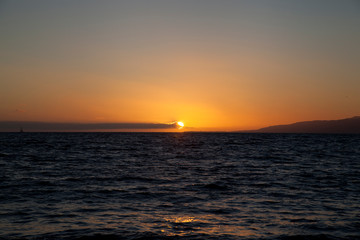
1, 0, 359, 131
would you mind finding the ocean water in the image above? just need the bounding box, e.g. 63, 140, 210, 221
0, 133, 359, 240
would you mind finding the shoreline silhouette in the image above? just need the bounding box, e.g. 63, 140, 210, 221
249, 116, 360, 134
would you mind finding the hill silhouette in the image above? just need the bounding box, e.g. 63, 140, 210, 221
254, 116, 360, 134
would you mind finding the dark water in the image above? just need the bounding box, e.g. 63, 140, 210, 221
0, 133, 359, 240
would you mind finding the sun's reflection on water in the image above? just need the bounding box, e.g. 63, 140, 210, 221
164, 216, 195, 223
154, 214, 258, 237
160, 216, 199, 236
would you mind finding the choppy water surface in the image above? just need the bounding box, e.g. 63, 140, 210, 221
0, 133, 359, 240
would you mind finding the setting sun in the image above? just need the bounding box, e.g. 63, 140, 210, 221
177, 121, 184, 128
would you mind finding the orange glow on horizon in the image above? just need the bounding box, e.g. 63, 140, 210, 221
1, 1, 359, 132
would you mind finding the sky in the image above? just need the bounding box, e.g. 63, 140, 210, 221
1, 0, 359, 131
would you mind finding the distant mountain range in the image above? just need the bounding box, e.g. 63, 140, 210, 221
251, 116, 360, 134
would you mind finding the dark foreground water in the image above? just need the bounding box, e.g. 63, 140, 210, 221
0, 133, 359, 240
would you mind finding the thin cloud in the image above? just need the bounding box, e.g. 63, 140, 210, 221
0, 121, 178, 132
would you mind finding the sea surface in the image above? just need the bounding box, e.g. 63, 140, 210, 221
0, 133, 359, 240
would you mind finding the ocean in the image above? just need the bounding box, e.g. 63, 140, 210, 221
0, 133, 359, 240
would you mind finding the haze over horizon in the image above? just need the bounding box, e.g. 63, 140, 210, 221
1, 0, 360, 131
